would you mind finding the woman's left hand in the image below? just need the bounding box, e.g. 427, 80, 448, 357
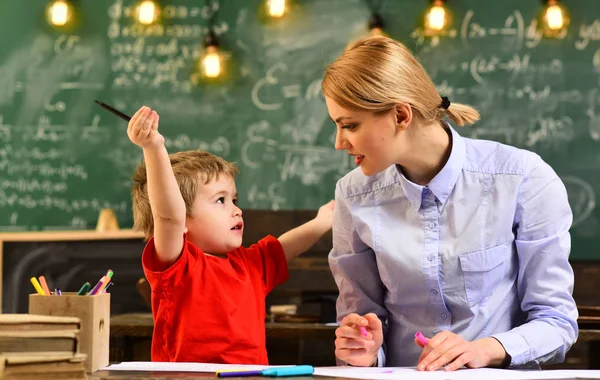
416, 331, 507, 371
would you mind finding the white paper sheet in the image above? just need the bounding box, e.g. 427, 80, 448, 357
312, 366, 600, 380
103, 363, 600, 379
102, 362, 276, 373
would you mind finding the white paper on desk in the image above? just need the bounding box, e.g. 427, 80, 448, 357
313, 366, 600, 380
103, 362, 280, 372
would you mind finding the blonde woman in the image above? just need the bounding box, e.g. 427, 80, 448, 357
324, 36, 577, 371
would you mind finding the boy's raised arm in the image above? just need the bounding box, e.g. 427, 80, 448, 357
278, 200, 334, 263
128, 106, 186, 267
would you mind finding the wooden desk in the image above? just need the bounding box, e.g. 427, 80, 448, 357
88, 369, 600, 380
578, 329, 600, 369
86, 369, 600, 380
89, 370, 344, 380
578, 306, 600, 369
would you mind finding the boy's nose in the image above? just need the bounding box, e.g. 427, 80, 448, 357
233, 205, 242, 216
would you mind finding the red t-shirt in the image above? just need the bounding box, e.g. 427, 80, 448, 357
142, 235, 289, 364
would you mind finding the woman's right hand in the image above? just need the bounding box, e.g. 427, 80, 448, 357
127, 106, 164, 149
335, 313, 383, 367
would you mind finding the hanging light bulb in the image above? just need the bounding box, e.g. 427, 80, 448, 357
201, 30, 222, 78
137, 0, 159, 25
267, 0, 286, 18
202, 46, 221, 78
47, 0, 72, 27
425, 0, 448, 32
541, 0, 569, 36
368, 13, 385, 36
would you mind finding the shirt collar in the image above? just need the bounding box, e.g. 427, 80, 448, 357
398, 123, 466, 211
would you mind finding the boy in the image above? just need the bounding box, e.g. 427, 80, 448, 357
128, 106, 334, 364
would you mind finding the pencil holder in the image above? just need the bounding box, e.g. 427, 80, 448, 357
29, 292, 110, 373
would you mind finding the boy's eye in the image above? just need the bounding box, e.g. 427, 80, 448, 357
233, 198, 238, 206
217, 197, 225, 204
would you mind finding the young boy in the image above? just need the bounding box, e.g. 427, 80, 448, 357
128, 106, 334, 364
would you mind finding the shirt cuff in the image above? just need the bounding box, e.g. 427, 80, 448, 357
376, 347, 386, 367
491, 330, 532, 368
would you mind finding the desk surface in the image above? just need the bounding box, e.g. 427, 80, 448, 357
86, 370, 596, 380
89, 371, 339, 379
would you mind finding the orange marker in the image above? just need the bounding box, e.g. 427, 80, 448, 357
38, 276, 51, 296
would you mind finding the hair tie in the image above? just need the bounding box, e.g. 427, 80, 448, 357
440, 96, 451, 110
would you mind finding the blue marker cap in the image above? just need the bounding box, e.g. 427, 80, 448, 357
261, 365, 314, 377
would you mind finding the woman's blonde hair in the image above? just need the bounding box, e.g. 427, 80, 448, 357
131, 150, 239, 240
322, 36, 480, 126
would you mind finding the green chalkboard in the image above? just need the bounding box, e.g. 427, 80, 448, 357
0, 0, 599, 259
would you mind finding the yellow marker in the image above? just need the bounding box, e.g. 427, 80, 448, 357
215, 368, 255, 375
30, 277, 46, 295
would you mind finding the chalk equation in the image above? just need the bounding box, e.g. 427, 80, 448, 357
411, 9, 535, 51
241, 120, 347, 185
251, 63, 322, 111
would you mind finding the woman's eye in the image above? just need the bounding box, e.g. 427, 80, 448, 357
342, 124, 356, 130
217, 197, 225, 204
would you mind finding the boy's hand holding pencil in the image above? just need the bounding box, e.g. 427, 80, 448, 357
127, 106, 163, 149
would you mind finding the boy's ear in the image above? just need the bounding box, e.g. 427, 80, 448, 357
394, 103, 412, 131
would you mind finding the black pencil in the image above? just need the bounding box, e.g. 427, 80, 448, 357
94, 100, 132, 122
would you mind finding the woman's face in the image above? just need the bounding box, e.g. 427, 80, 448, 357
326, 97, 407, 176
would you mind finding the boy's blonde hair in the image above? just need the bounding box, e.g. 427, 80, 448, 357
322, 36, 480, 126
131, 150, 239, 240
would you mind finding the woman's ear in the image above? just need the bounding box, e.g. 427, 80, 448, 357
394, 103, 412, 131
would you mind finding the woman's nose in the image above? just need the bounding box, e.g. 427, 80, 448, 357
334, 130, 349, 150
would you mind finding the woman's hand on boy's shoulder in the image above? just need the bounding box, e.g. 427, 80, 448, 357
127, 106, 164, 150
315, 200, 334, 230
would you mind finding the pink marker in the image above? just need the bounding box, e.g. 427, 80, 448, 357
415, 331, 429, 346
359, 326, 368, 337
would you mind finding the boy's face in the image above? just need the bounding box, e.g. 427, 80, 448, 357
186, 175, 243, 255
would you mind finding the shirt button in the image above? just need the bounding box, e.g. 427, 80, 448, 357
430, 289, 438, 296
427, 255, 435, 261
428, 222, 436, 229
440, 313, 448, 321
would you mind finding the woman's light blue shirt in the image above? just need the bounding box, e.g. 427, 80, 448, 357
329, 124, 578, 368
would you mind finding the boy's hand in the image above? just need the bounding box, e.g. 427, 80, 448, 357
127, 106, 164, 150
278, 200, 334, 262
314, 200, 334, 230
